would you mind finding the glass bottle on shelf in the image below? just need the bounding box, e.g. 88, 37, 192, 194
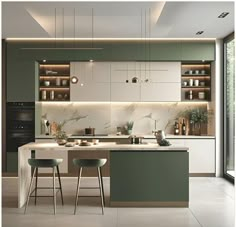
189, 90, 193, 100
182, 119, 186, 135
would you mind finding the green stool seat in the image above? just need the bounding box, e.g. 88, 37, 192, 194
28, 159, 63, 168
24, 158, 64, 215
73, 158, 107, 168
73, 158, 107, 215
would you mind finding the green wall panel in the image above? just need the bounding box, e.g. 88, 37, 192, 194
181, 41, 215, 61
150, 41, 182, 60
110, 151, 189, 202
6, 40, 215, 101
6, 152, 18, 173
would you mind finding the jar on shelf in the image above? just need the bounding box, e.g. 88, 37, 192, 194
50, 90, 54, 100
56, 77, 61, 86
189, 90, 193, 100
41, 90, 47, 100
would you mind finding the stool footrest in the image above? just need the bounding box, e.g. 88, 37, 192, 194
79, 187, 100, 189
78, 195, 101, 198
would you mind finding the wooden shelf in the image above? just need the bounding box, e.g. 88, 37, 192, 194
39, 87, 69, 90
38, 62, 70, 101
181, 62, 211, 102
181, 86, 210, 89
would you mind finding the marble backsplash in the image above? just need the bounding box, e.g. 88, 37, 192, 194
36, 102, 213, 136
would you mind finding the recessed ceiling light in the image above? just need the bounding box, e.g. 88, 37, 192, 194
196, 31, 204, 35
42, 59, 46, 62
89, 59, 94, 62
218, 12, 229, 18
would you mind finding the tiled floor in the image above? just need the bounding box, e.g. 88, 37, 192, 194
2, 177, 235, 227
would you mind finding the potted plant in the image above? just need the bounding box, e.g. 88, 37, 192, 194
54, 123, 68, 145
126, 121, 134, 135
189, 108, 208, 135
179, 108, 210, 135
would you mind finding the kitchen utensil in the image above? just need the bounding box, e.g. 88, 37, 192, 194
62, 80, 67, 86
44, 81, 50, 86
189, 79, 193, 86
188, 70, 193, 74
194, 80, 199, 86
201, 70, 206, 74
183, 81, 188, 86
153, 130, 166, 144
56, 78, 61, 86
92, 139, 99, 145
200, 81, 205, 86
198, 92, 205, 99
79, 141, 92, 146
195, 70, 199, 74
85, 127, 95, 135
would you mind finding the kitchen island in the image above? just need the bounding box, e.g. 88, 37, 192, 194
18, 142, 189, 208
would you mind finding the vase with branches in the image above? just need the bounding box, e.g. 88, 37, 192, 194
53, 123, 68, 145
126, 121, 134, 135
178, 108, 212, 135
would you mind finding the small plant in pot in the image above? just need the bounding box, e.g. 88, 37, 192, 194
126, 121, 134, 135
54, 123, 68, 145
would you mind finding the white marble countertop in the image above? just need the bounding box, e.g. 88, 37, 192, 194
35, 134, 215, 139
19, 142, 189, 151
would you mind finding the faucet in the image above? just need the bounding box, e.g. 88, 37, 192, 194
152, 120, 157, 134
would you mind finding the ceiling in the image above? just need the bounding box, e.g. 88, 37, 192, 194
2, 1, 235, 39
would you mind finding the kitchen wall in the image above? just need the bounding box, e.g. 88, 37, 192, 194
36, 102, 213, 136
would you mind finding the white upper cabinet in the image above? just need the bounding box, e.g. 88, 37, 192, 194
140, 62, 181, 102
140, 83, 181, 102
111, 83, 140, 102
71, 61, 181, 102
70, 62, 110, 101
148, 62, 181, 83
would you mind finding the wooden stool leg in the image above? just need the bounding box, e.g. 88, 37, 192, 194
56, 166, 64, 205
99, 167, 105, 207
74, 167, 82, 215
34, 168, 38, 205
97, 167, 104, 215
24, 167, 36, 214
53, 167, 56, 215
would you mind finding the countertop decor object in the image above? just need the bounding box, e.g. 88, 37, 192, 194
158, 139, 171, 146
126, 121, 134, 135
153, 130, 166, 144
53, 123, 68, 145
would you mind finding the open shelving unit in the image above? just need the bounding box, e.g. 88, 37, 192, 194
39, 62, 70, 101
181, 62, 211, 101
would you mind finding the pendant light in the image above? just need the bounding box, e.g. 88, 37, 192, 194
21, 7, 103, 50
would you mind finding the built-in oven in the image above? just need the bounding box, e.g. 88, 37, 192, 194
6, 102, 35, 154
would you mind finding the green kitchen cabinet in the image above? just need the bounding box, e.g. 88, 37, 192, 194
6, 152, 18, 173
150, 41, 182, 60
110, 150, 189, 206
111, 42, 145, 60
181, 41, 215, 61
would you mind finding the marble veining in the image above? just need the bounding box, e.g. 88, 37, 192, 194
36, 102, 210, 136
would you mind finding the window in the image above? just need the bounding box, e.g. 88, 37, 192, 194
224, 33, 235, 182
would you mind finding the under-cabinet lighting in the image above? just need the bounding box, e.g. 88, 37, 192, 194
40, 64, 70, 67
42, 59, 46, 63
39, 76, 69, 79
39, 87, 69, 90
6, 38, 216, 41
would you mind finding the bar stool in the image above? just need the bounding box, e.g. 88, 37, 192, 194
73, 158, 107, 215
24, 159, 64, 215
